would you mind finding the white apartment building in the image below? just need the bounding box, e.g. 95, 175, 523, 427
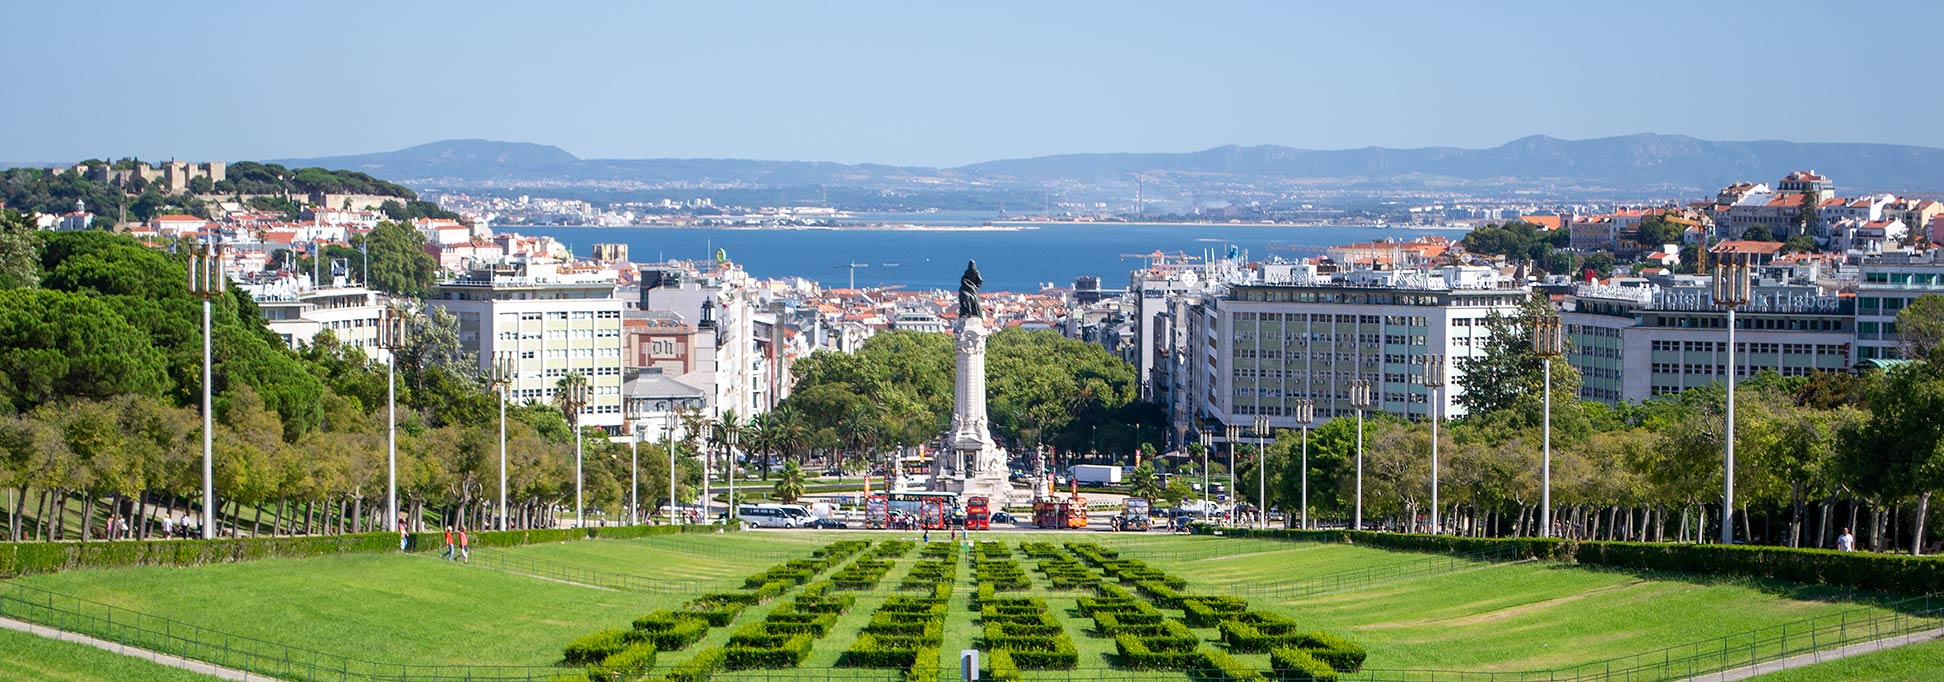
1855, 252, 1944, 362
241, 271, 390, 362
1179, 265, 1529, 440
635, 262, 763, 420
429, 259, 627, 431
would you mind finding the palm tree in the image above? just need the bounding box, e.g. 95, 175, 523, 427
749, 413, 781, 480
773, 462, 806, 503
1129, 464, 1162, 501
709, 409, 744, 482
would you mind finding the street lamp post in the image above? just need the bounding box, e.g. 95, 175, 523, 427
1349, 379, 1373, 530
625, 400, 644, 527
1532, 312, 1565, 538
1253, 415, 1269, 530
559, 375, 590, 529
1294, 399, 1314, 530
726, 422, 741, 522
491, 351, 516, 531
1197, 430, 1212, 513
1224, 424, 1239, 525
666, 411, 679, 526
377, 306, 410, 534
1424, 354, 1446, 535
1713, 252, 1752, 545
188, 244, 225, 539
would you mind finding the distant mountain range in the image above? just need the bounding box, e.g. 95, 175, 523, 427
275, 133, 1944, 197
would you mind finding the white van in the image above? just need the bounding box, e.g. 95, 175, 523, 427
737, 504, 803, 528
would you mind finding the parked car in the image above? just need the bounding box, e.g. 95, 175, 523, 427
737, 504, 803, 528
991, 511, 1016, 525
808, 517, 849, 529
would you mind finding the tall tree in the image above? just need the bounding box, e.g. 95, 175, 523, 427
0, 210, 39, 289
361, 221, 438, 297
1897, 295, 1944, 361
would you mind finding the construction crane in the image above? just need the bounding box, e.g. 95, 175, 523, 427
836, 262, 869, 289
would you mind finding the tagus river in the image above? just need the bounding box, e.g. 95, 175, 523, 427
521, 220, 1457, 292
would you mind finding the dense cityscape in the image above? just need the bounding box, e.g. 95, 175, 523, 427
5, 3, 1944, 682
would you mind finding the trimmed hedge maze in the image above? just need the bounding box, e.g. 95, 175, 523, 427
1065, 541, 1367, 681
552, 539, 870, 682
900, 542, 960, 591
839, 582, 951, 681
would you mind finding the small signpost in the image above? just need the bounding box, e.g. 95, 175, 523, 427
960, 649, 980, 681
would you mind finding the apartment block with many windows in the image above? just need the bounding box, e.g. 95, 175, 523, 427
428, 260, 627, 431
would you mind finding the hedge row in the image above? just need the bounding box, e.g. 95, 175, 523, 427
0, 523, 727, 579
1271, 647, 1340, 682
841, 579, 950, 679
900, 544, 959, 590
1212, 527, 1944, 597
973, 543, 1030, 594
980, 596, 1078, 669
1035, 553, 1100, 590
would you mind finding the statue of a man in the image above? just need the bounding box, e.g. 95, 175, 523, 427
958, 260, 983, 319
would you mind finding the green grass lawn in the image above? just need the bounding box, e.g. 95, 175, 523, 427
0, 627, 216, 682
1, 529, 1926, 679
1130, 535, 1916, 673
1749, 638, 1944, 681
5, 533, 830, 668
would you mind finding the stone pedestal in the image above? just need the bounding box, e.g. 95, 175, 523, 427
938, 316, 1017, 505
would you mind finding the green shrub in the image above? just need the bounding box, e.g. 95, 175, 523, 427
630, 611, 710, 650
722, 632, 812, 669
839, 634, 924, 668
588, 641, 657, 680
1199, 649, 1266, 681
1181, 595, 1249, 627
562, 628, 631, 665
988, 649, 1022, 682
1113, 633, 1201, 670
1270, 647, 1340, 681
1295, 631, 1366, 672
1217, 612, 1304, 653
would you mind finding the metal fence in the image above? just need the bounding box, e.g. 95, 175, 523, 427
458, 547, 706, 594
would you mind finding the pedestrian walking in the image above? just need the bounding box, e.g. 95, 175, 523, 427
162, 514, 175, 538
1837, 527, 1856, 552
458, 528, 470, 564
440, 526, 455, 560
398, 521, 409, 551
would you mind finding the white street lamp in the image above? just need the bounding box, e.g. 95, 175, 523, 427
1224, 423, 1240, 525
1712, 251, 1752, 545
1197, 430, 1212, 511
665, 409, 679, 526
188, 243, 225, 539
377, 306, 410, 535
624, 399, 646, 526
1349, 379, 1373, 531
491, 351, 516, 531
559, 375, 591, 529
1253, 415, 1269, 530
1294, 399, 1315, 530
726, 421, 741, 521
1424, 354, 1447, 535
1532, 312, 1565, 538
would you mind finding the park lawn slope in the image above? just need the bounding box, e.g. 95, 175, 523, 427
1748, 637, 1944, 681
0, 627, 217, 682
491, 531, 828, 583
7, 534, 822, 667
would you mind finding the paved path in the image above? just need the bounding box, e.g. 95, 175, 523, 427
0, 614, 277, 681
1681, 626, 1944, 681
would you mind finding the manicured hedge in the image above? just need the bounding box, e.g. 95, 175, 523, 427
0, 523, 728, 579
630, 611, 709, 650
1200, 649, 1267, 682
1270, 647, 1340, 682
588, 641, 657, 681
562, 629, 631, 664
1217, 611, 1305, 653
1113, 633, 1201, 670
987, 649, 1023, 682
1292, 631, 1367, 672
1181, 595, 1249, 627
1211, 527, 1944, 597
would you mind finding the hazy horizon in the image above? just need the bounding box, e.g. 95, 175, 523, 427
9, 1, 1944, 166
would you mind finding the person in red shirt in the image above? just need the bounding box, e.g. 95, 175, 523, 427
440, 526, 455, 560
458, 528, 470, 564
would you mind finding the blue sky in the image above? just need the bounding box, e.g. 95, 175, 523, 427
7, 1, 1941, 166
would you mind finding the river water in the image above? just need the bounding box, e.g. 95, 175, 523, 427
520, 220, 1457, 292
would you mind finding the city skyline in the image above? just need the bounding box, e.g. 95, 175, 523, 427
8, 1, 1944, 166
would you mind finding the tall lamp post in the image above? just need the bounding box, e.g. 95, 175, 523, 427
1424, 354, 1446, 535
666, 411, 679, 526
1532, 311, 1565, 538
1349, 379, 1373, 530
490, 351, 516, 530
1713, 251, 1752, 545
559, 374, 590, 529
725, 422, 741, 521
377, 306, 410, 533
625, 399, 645, 526
1224, 423, 1240, 525
188, 244, 225, 539
1294, 399, 1314, 530
1252, 415, 1269, 530
1197, 430, 1212, 512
